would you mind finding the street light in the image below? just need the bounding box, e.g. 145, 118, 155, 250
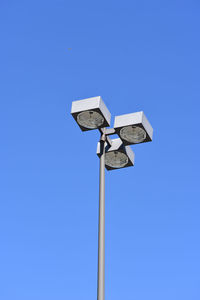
114, 111, 153, 145
97, 138, 134, 170
71, 96, 153, 300
71, 96, 111, 131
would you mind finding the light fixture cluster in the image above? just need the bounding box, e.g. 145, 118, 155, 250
71, 96, 153, 170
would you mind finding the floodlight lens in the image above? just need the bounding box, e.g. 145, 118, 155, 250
105, 151, 128, 169
120, 126, 146, 143
77, 110, 104, 129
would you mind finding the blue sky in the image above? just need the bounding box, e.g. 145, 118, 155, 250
0, 0, 200, 299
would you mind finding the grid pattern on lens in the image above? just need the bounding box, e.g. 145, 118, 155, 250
77, 111, 105, 129
105, 151, 128, 168
120, 126, 146, 143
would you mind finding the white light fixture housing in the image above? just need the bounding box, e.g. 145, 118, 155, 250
71, 96, 111, 131
114, 111, 153, 145
97, 138, 135, 171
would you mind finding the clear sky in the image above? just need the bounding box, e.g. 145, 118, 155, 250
0, 0, 200, 299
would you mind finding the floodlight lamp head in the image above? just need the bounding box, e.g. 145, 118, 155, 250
71, 96, 111, 131
97, 138, 135, 171
114, 111, 153, 145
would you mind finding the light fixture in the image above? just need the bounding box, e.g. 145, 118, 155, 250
97, 138, 134, 170
71, 96, 111, 131
114, 111, 153, 145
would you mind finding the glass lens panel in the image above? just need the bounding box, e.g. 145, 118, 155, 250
105, 151, 128, 168
77, 110, 104, 129
120, 126, 146, 143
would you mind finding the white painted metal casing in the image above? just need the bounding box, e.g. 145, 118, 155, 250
71, 96, 111, 131
97, 138, 135, 170
114, 111, 153, 145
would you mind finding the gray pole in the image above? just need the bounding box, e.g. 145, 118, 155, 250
97, 131, 106, 300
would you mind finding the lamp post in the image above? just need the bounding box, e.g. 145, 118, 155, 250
98, 129, 106, 300
71, 96, 153, 300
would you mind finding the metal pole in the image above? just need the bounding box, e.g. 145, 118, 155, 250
97, 131, 106, 300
